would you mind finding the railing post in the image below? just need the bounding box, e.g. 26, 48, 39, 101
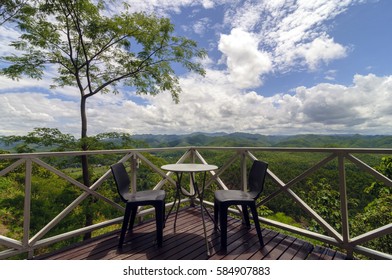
338, 153, 352, 258
241, 151, 247, 191
130, 154, 138, 193
23, 159, 33, 259
190, 148, 196, 197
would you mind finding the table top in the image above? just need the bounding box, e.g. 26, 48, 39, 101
161, 163, 218, 173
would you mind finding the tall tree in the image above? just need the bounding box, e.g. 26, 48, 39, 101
1, 0, 206, 238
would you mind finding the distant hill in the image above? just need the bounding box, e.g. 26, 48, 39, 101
2, 132, 392, 152
132, 133, 392, 148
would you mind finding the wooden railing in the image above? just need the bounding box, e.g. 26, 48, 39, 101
0, 147, 391, 260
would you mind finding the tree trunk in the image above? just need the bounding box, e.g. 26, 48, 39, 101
81, 96, 93, 240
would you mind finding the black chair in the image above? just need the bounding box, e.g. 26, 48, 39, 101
111, 162, 166, 248
214, 160, 268, 250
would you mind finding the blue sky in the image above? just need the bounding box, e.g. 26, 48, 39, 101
1, 0, 392, 137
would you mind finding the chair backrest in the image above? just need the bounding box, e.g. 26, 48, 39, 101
111, 162, 130, 203
248, 160, 268, 199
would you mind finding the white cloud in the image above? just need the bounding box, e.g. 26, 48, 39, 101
119, 0, 220, 16
0, 92, 79, 136
284, 74, 392, 133
295, 35, 347, 70
218, 28, 272, 88
223, 1, 265, 31
0, 25, 25, 57
324, 70, 338, 81
192, 17, 211, 35
92, 73, 392, 135
1, 72, 392, 136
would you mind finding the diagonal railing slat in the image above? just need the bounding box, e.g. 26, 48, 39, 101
135, 151, 176, 188
193, 148, 233, 190
0, 235, 22, 249
351, 223, 392, 246
259, 153, 337, 205
347, 153, 392, 187
0, 158, 25, 176
32, 158, 119, 209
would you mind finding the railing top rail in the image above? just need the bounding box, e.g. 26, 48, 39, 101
2, 146, 392, 159
0, 147, 192, 158
195, 146, 392, 153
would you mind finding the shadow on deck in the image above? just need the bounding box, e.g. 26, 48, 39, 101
37, 207, 348, 260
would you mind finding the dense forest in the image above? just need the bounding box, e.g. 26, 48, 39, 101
0, 129, 391, 259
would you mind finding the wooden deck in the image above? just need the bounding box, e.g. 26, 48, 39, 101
37, 207, 348, 260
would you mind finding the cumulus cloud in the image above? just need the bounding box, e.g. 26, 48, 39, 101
218, 28, 272, 88
295, 35, 347, 71
0, 91, 79, 136
89, 73, 392, 135
282, 74, 392, 133
1, 71, 392, 136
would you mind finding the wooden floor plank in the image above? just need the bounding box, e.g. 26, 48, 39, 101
233, 230, 280, 260
278, 237, 306, 260
292, 241, 314, 260
36, 207, 348, 261
256, 234, 290, 260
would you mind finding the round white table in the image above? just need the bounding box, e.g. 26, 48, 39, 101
161, 163, 218, 174
161, 163, 218, 256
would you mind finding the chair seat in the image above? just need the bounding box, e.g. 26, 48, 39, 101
122, 190, 165, 203
214, 190, 254, 203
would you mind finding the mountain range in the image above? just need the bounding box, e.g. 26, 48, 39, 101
132, 132, 392, 148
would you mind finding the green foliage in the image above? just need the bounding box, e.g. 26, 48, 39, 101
300, 178, 343, 233
353, 195, 392, 254
0, 176, 24, 238
1, 127, 76, 152
267, 212, 301, 226
365, 156, 392, 196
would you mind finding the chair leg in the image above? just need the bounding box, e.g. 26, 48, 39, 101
163, 199, 166, 228
119, 204, 132, 247
128, 206, 137, 231
250, 204, 264, 247
219, 205, 228, 250
242, 205, 250, 228
155, 203, 164, 247
128, 206, 138, 231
